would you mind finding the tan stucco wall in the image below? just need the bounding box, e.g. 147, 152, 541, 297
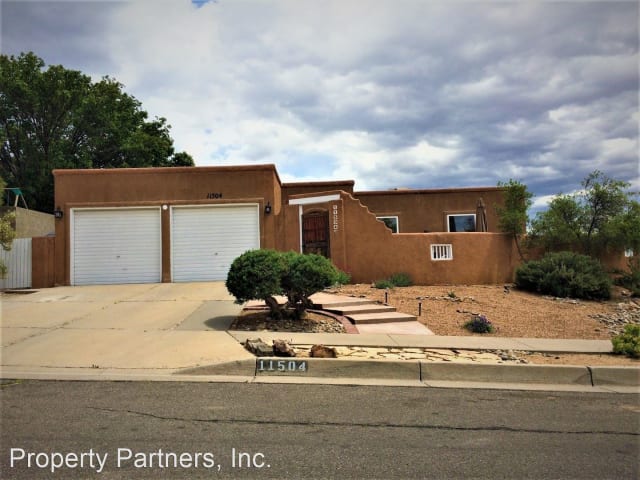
354, 187, 506, 233
334, 192, 518, 284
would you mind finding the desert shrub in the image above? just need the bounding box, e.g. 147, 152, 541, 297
464, 314, 494, 334
227, 250, 340, 320
335, 269, 351, 286
614, 257, 640, 297
226, 249, 287, 317
515, 251, 611, 300
282, 252, 340, 318
374, 279, 394, 289
612, 324, 640, 358
389, 272, 413, 287
374, 273, 413, 289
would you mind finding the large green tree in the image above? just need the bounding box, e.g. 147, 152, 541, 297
0, 52, 194, 213
529, 170, 639, 257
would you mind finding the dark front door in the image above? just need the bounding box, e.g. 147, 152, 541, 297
302, 211, 330, 258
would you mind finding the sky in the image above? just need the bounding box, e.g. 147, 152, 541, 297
1, 0, 638, 214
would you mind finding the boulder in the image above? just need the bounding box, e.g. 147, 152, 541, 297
245, 338, 273, 357
310, 344, 338, 358
273, 339, 296, 357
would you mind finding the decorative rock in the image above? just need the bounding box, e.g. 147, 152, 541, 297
245, 338, 273, 357
310, 344, 338, 358
273, 339, 296, 357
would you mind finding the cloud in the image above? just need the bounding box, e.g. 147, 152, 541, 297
2, 0, 638, 208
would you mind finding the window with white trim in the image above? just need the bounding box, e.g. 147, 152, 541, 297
431, 244, 453, 261
624, 248, 634, 257
377, 216, 399, 233
447, 214, 476, 232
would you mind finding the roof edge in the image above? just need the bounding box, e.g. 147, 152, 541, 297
53, 164, 279, 176
355, 186, 505, 195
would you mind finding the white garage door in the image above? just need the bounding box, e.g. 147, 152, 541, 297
72, 208, 161, 285
171, 205, 259, 282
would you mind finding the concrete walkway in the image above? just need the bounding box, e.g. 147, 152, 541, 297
1, 284, 637, 392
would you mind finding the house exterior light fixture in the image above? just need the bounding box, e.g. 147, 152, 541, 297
264, 201, 272, 215
54, 207, 64, 219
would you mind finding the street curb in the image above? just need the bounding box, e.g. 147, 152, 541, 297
255, 358, 420, 380
178, 359, 256, 376
589, 366, 640, 387
420, 363, 592, 385
176, 358, 640, 389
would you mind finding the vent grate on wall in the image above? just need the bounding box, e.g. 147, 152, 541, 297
431, 244, 453, 261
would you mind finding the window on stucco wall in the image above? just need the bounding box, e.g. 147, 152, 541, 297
447, 214, 476, 232
377, 216, 399, 233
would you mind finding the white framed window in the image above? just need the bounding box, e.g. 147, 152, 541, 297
624, 248, 634, 257
377, 216, 399, 233
447, 214, 476, 232
431, 244, 453, 261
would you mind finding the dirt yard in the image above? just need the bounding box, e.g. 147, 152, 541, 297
333, 284, 639, 340
231, 284, 639, 366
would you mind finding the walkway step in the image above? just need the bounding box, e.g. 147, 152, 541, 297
312, 298, 375, 309
326, 305, 396, 315
348, 312, 418, 324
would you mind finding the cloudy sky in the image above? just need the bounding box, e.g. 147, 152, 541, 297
1, 0, 638, 212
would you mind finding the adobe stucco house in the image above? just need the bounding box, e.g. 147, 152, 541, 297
52, 164, 519, 286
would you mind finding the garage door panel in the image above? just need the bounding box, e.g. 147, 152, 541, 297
171, 205, 259, 282
72, 209, 161, 285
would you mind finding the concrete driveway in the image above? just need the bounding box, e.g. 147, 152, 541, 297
0, 282, 253, 373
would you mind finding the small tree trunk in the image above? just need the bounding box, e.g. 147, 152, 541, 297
264, 296, 283, 320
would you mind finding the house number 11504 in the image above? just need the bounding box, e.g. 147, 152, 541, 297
257, 359, 308, 372
332, 205, 339, 232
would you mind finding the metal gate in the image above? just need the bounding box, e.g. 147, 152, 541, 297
0, 238, 32, 289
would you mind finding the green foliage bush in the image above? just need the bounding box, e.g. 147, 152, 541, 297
464, 314, 494, 334
374, 273, 414, 289
388, 273, 413, 287
612, 324, 640, 358
334, 270, 351, 286
226, 249, 339, 319
225, 249, 286, 310
282, 252, 340, 317
374, 279, 394, 289
515, 251, 611, 300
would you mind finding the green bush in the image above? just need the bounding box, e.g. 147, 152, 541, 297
389, 272, 413, 287
335, 269, 351, 286
515, 251, 611, 300
612, 324, 640, 358
374, 273, 414, 289
226, 250, 340, 319
464, 314, 494, 334
282, 252, 339, 318
226, 249, 286, 316
374, 279, 394, 289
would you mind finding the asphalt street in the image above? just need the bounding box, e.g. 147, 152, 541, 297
1, 380, 638, 479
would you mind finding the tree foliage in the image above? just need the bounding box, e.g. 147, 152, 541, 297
495, 179, 533, 261
0, 176, 16, 278
226, 250, 340, 319
529, 170, 639, 257
0, 52, 194, 213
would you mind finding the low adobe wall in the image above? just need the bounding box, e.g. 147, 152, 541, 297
338, 192, 519, 285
